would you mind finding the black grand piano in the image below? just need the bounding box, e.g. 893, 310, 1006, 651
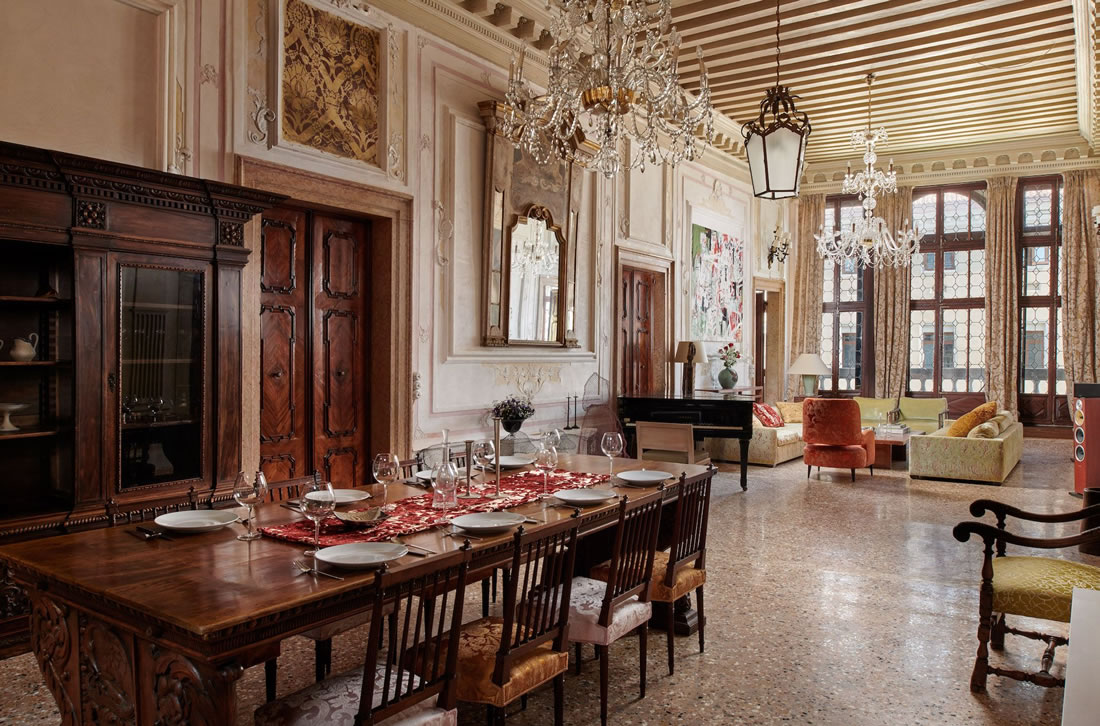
618, 392, 754, 490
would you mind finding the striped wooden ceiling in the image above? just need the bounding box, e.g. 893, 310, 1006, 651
673, 0, 1080, 163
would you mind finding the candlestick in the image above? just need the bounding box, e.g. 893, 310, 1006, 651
491, 416, 503, 499
459, 438, 477, 499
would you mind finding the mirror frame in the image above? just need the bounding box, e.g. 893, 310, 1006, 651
479, 100, 581, 348
503, 204, 568, 346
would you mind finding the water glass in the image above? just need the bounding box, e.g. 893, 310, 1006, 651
600, 432, 624, 479
432, 463, 458, 509
535, 446, 558, 494
540, 428, 562, 451
372, 452, 401, 499
300, 478, 335, 557
233, 470, 268, 541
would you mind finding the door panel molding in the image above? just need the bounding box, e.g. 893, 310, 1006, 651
259, 304, 296, 444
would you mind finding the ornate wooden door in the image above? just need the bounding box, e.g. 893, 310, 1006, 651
259, 209, 369, 487
311, 215, 368, 487
620, 266, 658, 396
259, 208, 309, 482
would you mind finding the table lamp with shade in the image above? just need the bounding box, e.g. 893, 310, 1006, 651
789, 353, 830, 396
673, 340, 708, 398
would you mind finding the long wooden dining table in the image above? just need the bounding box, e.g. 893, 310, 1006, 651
0, 454, 711, 725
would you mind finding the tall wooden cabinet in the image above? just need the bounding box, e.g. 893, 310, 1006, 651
0, 142, 283, 655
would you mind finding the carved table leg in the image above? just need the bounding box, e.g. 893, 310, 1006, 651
739, 440, 749, 490
140, 641, 243, 725
28, 591, 79, 725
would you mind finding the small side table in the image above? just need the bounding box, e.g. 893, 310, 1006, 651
873, 431, 916, 470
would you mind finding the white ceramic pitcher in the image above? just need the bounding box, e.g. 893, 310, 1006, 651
10, 333, 38, 362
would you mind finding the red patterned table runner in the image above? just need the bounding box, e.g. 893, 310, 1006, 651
258, 469, 610, 547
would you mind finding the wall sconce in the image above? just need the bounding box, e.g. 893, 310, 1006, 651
767, 223, 791, 267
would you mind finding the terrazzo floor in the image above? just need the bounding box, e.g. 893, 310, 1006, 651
0, 438, 1088, 725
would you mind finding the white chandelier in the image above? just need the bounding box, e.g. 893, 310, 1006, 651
499, 0, 714, 178
815, 73, 920, 268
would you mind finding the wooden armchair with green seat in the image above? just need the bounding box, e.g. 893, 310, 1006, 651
953, 499, 1100, 690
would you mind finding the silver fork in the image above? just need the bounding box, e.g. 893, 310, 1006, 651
293, 559, 344, 581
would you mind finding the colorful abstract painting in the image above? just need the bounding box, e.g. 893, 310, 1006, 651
690, 221, 744, 343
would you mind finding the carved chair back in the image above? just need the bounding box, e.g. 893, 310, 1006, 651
265, 473, 317, 503
415, 445, 469, 472
597, 490, 664, 625
493, 516, 581, 686
361, 547, 472, 725
105, 486, 209, 525
663, 470, 714, 591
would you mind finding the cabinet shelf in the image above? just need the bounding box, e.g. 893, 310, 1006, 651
121, 418, 196, 431
121, 358, 196, 364
0, 426, 68, 441
121, 302, 193, 311
0, 360, 70, 367
0, 295, 70, 305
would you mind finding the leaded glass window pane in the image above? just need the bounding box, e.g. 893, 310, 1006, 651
837, 311, 862, 391
1023, 187, 1053, 235
909, 309, 936, 393
912, 252, 936, 300
1022, 246, 1051, 296
821, 312, 834, 381
913, 193, 937, 239
943, 192, 970, 235
822, 259, 835, 303
1020, 306, 1052, 394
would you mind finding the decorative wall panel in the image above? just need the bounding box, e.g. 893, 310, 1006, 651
282, 0, 380, 165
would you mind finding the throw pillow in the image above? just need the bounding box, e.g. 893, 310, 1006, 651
753, 402, 783, 428
945, 401, 998, 437
775, 401, 803, 424
988, 410, 1014, 434
967, 422, 999, 439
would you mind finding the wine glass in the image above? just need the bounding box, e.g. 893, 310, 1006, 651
540, 428, 562, 451
534, 446, 558, 495
372, 453, 401, 500
233, 470, 268, 541
472, 439, 501, 498
300, 478, 335, 558
600, 432, 624, 479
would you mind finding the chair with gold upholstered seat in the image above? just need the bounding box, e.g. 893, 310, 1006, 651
636, 421, 711, 465
255, 545, 472, 726
590, 470, 712, 675
569, 489, 664, 725
953, 498, 1100, 690
432, 516, 580, 726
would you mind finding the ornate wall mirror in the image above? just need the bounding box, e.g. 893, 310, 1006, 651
507, 206, 565, 344
480, 101, 583, 348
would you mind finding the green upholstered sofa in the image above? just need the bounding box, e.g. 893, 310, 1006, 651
853, 397, 899, 429
898, 397, 948, 434
910, 419, 1023, 483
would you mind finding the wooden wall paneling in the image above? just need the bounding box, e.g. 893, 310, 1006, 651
215, 264, 244, 487
619, 265, 660, 397
259, 208, 309, 483
311, 214, 368, 486
619, 266, 635, 396
73, 250, 107, 511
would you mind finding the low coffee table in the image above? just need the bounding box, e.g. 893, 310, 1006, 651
873, 431, 921, 470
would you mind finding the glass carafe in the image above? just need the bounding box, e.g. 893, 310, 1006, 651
432, 430, 458, 509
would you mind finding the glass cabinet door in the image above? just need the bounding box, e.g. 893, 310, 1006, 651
118, 265, 204, 489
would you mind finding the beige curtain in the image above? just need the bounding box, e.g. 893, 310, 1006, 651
984, 176, 1019, 414
1061, 170, 1100, 406
788, 193, 825, 399
872, 187, 913, 401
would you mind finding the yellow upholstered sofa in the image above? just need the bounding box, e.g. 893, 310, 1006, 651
898, 397, 948, 434
853, 397, 899, 429
910, 420, 1023, 483
705, 418, 804, 467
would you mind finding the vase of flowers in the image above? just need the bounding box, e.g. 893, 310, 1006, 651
490, 395, 535, 434
717, 344, 740, 390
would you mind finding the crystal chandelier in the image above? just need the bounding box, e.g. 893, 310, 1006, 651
742, 0, 811, 199
499, 0, 714, 178
815, 73, 920, 268
513, 222, 560, 276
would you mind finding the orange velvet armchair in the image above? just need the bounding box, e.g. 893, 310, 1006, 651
802, 398, 875, 481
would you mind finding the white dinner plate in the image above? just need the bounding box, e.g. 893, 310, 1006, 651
450, 512, 526, 535
315, 542, 408, 570
154, 510, 239, 534
330, 489, 371, 504
554, 488, 618, 507
414, 468, 469, 482
617, 469, 673, 486
474, 455, 535, 470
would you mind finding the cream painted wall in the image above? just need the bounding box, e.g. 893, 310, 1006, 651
0, 0, 161, 168
0, 0, 761, 462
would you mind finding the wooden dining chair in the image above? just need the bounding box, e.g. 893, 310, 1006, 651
262, 472, 376, 701
645, 469, 713, 675
104, 486, 210, 525
255, 546, 472, 726
635, 421, 711, 465
430, 517, 580, 726
569, 490, 664, 726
